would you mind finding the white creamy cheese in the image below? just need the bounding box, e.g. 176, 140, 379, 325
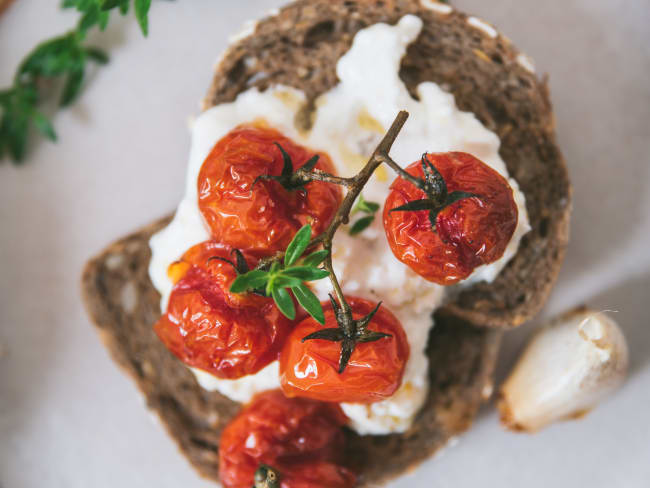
149, 15, 530, 435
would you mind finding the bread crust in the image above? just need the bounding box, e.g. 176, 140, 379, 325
82, 0, 569, 485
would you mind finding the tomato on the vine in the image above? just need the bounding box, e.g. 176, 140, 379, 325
383, 152, 518, 285
197, 124, 342, 255
219, 390, 356, 488
279, 296, 409, 403
153, 241, 294, 379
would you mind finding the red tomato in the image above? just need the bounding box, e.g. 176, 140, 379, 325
219, 390, 356, 488
153, 241, 294, 379
383, 152, 518, 285
197, 124, 342, 255
278, 461, 357, 488
279, 297, 409, 403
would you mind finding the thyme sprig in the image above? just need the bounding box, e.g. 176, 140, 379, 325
1, 0, 152, 163
230, 224, 330, 324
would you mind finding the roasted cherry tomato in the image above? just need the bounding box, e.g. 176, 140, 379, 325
219, 390, 356, 488
198, 124, 342, 255
383, 152, 518, 285
153, 241, 294, 379
279, 297, 409, 403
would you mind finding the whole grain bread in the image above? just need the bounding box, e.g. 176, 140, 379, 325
82, 0, 570, 485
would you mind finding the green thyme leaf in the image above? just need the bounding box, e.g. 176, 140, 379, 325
353, 194, 380, 215
78, 7, 100, 33
85, 47, 109, 64
301, 249, 328, 267
282, 266, 329, 281
271, 274, 303, 289
3, 0, 155, 164
349, 194, 380, 236
272, 287, 296, 320
284, 224, 312, 267
292, 284, 325, 325
31, 111, 57, 141
349, 215, 374, 235
60, 68, 84, 106
18, 33, 79, 78
99, 0, 126, 11
134, 0, 151, 36
230, 269, 269, 293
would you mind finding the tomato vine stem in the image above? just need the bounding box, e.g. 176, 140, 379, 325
310, 110, 409, 322
256, 110, 411, 372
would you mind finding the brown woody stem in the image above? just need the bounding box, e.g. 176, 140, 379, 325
376, 152, 424, 190
258, 111, 410, 370
310, 110, 409, 331
303, 169, 355, 187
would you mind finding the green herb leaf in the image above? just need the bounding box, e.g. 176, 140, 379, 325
31, 111, 57, 141
230, 270, 269, 293
272, 287, 296, 320
85, 47, 109, 64
2, 0, 156, 164
78, 9, 97, 33
271, 274, 303, 289
60, 68, 84, 107
349, 215, 374, 235
353, 194, 380, 214
301, 249, 329, 267
292, 284, 325, 325
282, 266, 329, 281
134, 0, 152, 36
18, 33, 79, 79
284, 224, 312, 267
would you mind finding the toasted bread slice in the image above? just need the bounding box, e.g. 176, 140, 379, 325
82, 0, 569, 485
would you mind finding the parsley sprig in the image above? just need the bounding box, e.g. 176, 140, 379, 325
0, 0, 152, 163
230, 225, 330, 324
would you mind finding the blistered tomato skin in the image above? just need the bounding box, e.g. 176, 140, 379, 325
383, 152, 518, 285
153, 242, 294, 379
197, 125, 342, 255
219, 390, 356, 488
279, 297, 409, 404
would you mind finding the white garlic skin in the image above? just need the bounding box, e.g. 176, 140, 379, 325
498, 307, 628, 433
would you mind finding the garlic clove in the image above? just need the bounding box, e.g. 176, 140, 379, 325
498, 307, 628, 433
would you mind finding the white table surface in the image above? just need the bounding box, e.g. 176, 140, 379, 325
1, 1, 649, 487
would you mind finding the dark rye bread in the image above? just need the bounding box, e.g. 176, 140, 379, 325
82, 0, 569, 485
82, 216, 501, 486
206, 0, 571, 329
